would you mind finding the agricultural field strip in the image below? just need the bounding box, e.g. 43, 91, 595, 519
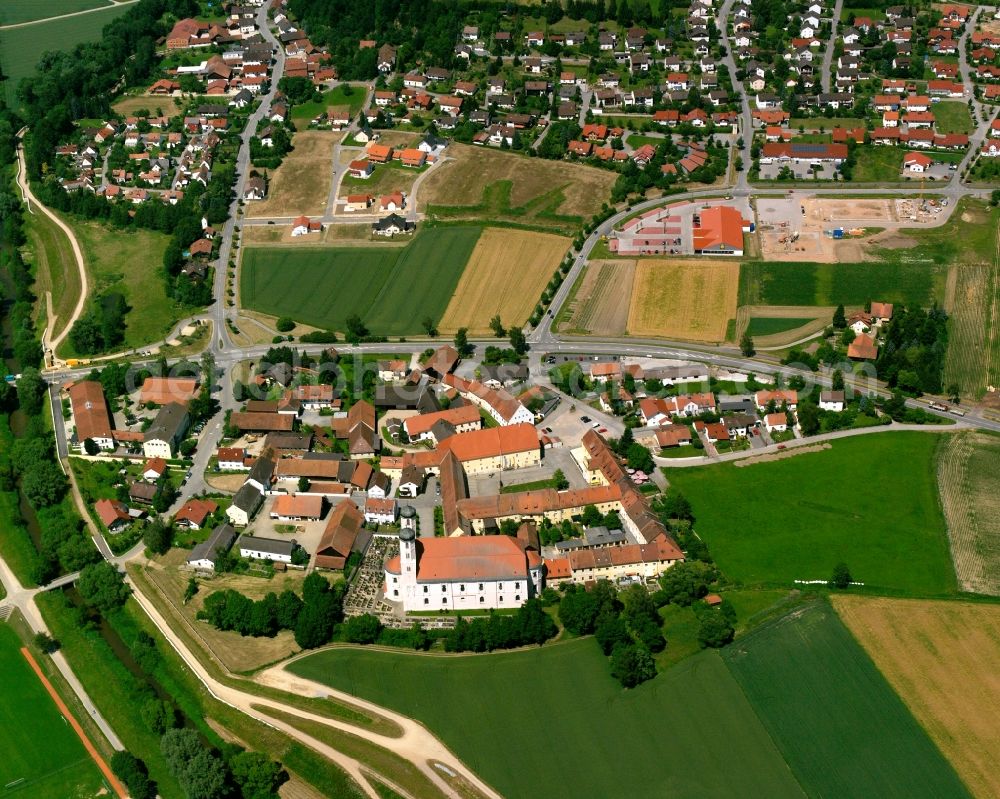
438, 228, 568, 334
627, 260, 739, 341
936, 431, 1000, 595
834, 596, 1000, 799
667, 433, 959, 595
241, 227, 482, 335
724, 602, 972, 799
0, 5, 132, 106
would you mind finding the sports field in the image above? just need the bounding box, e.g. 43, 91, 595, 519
936, 431, 1000, 594
666, 432, 959, 595
0, 625, 106, 797
241, 227, 482, 335
627, 260, 739, 341
246, 131, 338, 218
438, 228, 568, 333
834, 596, 1000, 799
0, 4, 131, 106
289, 640, 806, 799
724, 602, 970, 799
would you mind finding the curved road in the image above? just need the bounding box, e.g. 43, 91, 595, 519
15, 134, 89, 359
128, 580, 502, 799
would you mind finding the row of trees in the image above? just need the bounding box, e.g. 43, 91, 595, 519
442, 599, 557, 652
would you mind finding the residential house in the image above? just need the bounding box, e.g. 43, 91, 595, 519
143, 403, 190, 459
187, 524, 237, 570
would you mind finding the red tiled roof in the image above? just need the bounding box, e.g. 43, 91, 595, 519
69, 381, 114, 442
438, 423, 539, 463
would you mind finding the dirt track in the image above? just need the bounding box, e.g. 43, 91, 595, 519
128, 574, 501, 799
16, 138, 88, 358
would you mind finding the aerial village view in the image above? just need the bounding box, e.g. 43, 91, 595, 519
1, 0, 1000, 796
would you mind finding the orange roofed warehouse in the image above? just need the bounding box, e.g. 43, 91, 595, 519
692, 205, 752, 256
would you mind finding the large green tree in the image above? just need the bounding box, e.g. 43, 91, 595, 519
77, 562, 131, 613
610, 642, 656, 688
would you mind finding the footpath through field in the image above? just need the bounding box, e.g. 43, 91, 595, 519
0, 1, 138, 30
20, 647, 127, 798
15, 134, 88, 360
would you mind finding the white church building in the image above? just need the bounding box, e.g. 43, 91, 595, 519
384, 506, 543, 612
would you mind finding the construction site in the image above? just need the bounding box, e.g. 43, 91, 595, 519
755, 195, 950, 262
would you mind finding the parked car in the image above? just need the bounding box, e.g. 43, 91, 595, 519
580, 415, 592, 423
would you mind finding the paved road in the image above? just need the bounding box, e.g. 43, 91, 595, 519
654, 419, 968, 467
821, 0, 845, 95
718, 0, 753, 192
213, 1, 286, 358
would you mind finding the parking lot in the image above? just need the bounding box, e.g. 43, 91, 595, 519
757, 160, 840, 180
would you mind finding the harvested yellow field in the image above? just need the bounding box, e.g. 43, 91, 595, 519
833, 595, 1000, 799
438, 228, 568, 334
246, 131, 337, 218
627, 259, 739, 341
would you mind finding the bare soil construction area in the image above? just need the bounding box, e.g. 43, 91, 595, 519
562, 260, 635, 336
755, 196, 947, 262
936, 430, 1000, 594
246, 131, 337, 218
627, 259, 739, 341
834, 595, 1000, 799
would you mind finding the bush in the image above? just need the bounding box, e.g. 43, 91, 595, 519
696, 610, 734, 649
110, 751, 155, 799
275, 317, 295, 332
610, 642, 656, 688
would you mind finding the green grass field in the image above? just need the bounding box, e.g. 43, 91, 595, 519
745, 317, 814, 337
932, 101, 973, 135
739, 259, 947, 307
853, 146, 904, 182
666, 433, 958, 595
724, 602, 971, 798
241, 227, 482, 335
0, 4, 131, 106
0, 0, 112, 25
291, 85, 365, 127
60, 220, 179, 357
289, 640, 807, 799
0, 624, 106, 797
